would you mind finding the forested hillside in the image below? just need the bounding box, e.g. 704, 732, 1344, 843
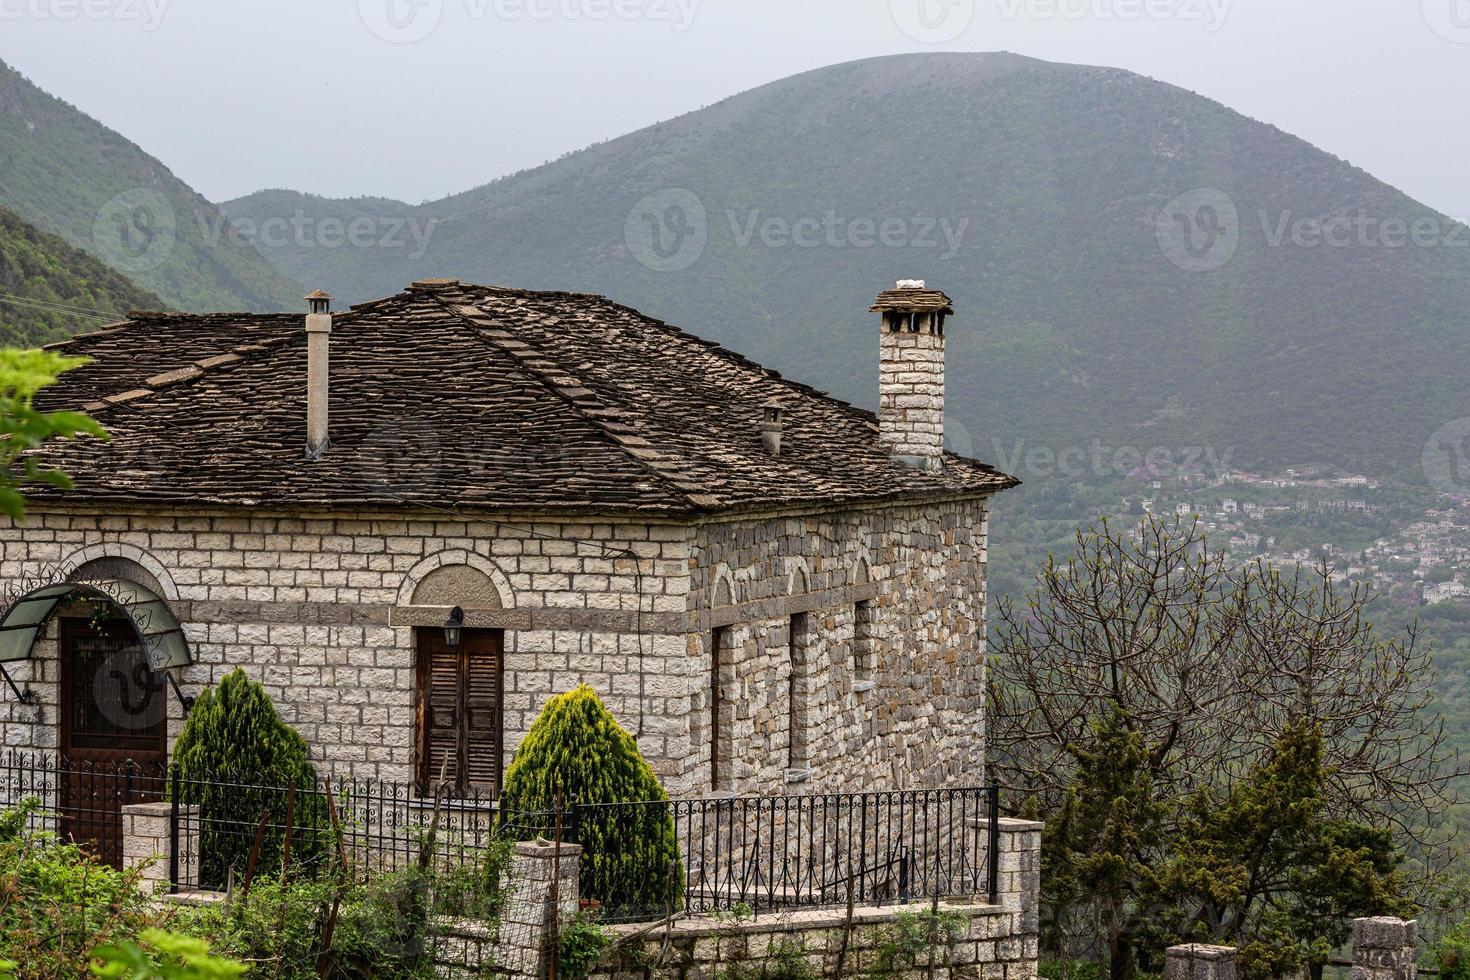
0, 203, 165, 345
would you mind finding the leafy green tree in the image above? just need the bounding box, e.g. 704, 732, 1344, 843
1153, 723, 1412, 980
171, 669, 324, 888
1437, 916, 1470, 980
501, 685, 682, 919
0, 801, 155, 978
1040, 709, 1169, 980
90, 929, 246, 980
995, 517, 1443, 980
0, 348, 106, 519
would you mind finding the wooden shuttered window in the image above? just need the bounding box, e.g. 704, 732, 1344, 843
416, 628, 504, 796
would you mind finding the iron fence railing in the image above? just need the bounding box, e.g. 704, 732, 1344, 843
574, 784, 1000, 922
0, 751, 167, 867
0, 751, 1002, 925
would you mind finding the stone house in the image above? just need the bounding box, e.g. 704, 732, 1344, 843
0, 277, 1015, 809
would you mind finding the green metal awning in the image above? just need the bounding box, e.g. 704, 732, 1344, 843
0, 579, 190, 671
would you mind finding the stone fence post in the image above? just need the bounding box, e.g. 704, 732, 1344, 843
969, 816, 1043, 978
494, 840, 583, 980
975, 818, 1043, 917
1354, 917, 1418, 980
121, 801, 198, 894
1165, 944, 1238, 980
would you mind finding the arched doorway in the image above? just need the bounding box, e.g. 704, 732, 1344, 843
0, 575, 190, 864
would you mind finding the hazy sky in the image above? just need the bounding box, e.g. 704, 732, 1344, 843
3, 0, 1467, 218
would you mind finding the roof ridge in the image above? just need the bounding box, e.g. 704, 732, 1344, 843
430, 293, 721, 510
73, 330, 304, 418
42, 311, 303, 354
441, 280, 882, 428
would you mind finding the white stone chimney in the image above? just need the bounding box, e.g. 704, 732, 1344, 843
871, 280, 950, 471
760, 400, 785, 457
305, 290, 332, 458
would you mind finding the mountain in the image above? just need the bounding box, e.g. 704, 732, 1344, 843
0, 58, 301, 313
0, 203, 165, 346
225, 52, 1470, 486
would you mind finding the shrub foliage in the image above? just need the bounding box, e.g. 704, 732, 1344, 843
502, 685, 682, 918
171, 668, 325, 887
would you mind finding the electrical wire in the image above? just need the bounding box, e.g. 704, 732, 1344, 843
0, 294, 118, 321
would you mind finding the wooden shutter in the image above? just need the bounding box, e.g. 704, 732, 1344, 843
417, 629, 504, 796
463, 635, 503, 792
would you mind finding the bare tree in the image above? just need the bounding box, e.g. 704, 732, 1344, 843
988, 515, 1247, 805
988, 514, 1460, 839
1226, 560, 1459, 842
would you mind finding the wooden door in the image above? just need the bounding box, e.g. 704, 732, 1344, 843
58, 617, 168, 866
416, 628, 504, 797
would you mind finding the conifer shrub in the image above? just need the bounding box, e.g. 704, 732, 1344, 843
171, 668, 326, 888
501, 685, 682, 919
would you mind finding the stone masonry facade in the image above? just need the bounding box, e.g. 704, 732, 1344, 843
0, 491, 989, 798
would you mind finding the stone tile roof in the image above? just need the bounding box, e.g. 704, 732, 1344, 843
31, 280, 1017, 516
870, 287, 955, 315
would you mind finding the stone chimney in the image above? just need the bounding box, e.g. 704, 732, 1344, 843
305, 290, 332, 458
760, 401, 785, 457
871, 280, 951, 471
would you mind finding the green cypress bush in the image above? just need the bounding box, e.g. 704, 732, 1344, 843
171, 668, 325, 888
501, 685, 682, 919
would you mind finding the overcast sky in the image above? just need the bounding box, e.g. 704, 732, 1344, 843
3, 0, 1467, 218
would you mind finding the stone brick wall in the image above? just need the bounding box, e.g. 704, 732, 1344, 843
1, 492, 991, 799
682, 498, 990, 796
120, 800, 198, 894
0, 507, 689, 784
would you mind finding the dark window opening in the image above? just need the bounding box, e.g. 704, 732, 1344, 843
711, 626, 728, 791
854, 600, 877, 689
788, 612, 810, 769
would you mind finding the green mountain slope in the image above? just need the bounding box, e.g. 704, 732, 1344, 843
0, 59, 301, 313
224, 53, 1470, 486
0, 203, 165, 345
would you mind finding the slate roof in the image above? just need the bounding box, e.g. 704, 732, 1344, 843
31, 280, 1017, 517
870, 287, 955, 315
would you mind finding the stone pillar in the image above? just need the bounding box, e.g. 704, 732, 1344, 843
121, 801, 199, 894
1165, 944, 1238, 980
494, 840, 582, 980
972, 817, 1043, 979
976, 818, 1043, 914
1353, 917, 1418, 980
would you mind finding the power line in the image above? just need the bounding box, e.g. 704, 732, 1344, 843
0, 294, 118, 322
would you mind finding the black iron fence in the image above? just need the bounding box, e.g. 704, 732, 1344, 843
0, 751, 167, 866
167, 768, 536, 892
0, 752, 1001, 924
647, 785, 1001, 920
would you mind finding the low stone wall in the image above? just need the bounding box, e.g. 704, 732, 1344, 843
128, 800, 1041, 980
593, 900, 1036, 980
1161, 917, 1420, 980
